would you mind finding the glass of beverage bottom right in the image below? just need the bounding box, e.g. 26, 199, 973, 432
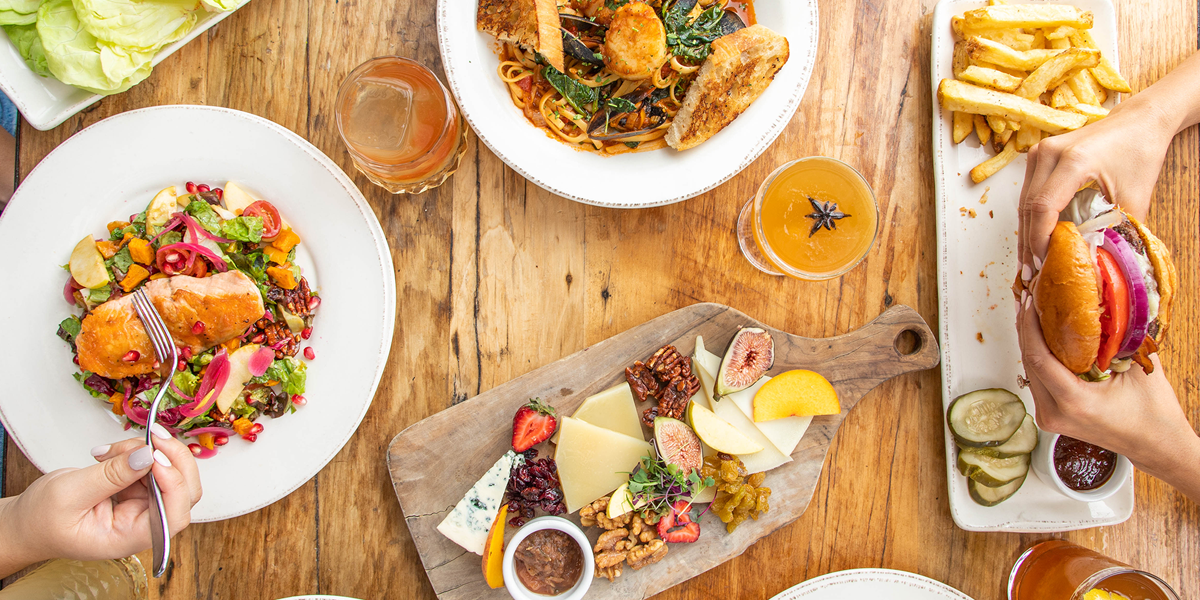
1008, 540, 1179, 600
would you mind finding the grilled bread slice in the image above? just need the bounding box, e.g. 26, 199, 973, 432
666, 25, 790, 151
477, 0, 563, 71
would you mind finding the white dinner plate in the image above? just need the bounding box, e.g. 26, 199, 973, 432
0, 1, 251, 131
771, 569, 974, 600
930, 0, 1134, 531
0, 105, 395, 522
437, 0, 818, 207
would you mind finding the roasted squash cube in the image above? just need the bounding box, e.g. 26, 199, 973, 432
127, 238, 154, 265
267, 266, 297, 290
271, 228, 300, 252
120, 264, 150, 292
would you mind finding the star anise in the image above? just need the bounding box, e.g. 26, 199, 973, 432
806, 197, 850, 237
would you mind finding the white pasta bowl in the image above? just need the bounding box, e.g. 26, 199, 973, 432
437, 0, 819, 208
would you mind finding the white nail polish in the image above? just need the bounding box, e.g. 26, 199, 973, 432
1021, 263, 1032, 282
153, 450, 172, 468
90, 444, 111, 457
1020, 290, 1029, 306
129, 446, 154, 470
1033, 254, 1044, 270
150, 423, 171, 440
1024, 294, 1033, 310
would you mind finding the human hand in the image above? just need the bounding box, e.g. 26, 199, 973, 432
0, 425, 202, 576
1017, 96, 1177, 270
1016, 298, 1200, 501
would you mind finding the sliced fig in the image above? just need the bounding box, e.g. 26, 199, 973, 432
654, 417, 702, 475
714, 327, 774, 400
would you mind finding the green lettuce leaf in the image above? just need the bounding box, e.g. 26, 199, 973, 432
71, 0, 198, 51
4, 23, 50, 76
38, 0, 153, 95
0, 0, 41, 26
183, 198, 222, 233
200, 0, 239, 11
253, 357, 306, 396
219, 215, 263, 243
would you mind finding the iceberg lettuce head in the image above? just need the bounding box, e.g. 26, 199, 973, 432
4, 22, 50, 76
38, 0, 154, 94
71, 0, 199, 51
0, 0, 43, 26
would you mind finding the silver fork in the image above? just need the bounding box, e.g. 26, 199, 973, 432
130, 288, 177, 578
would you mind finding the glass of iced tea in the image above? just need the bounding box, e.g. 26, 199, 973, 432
1008, 540, 1180, 600
0, 557, 147, 600
335, 56, 468, 194
736, 157, 879, 280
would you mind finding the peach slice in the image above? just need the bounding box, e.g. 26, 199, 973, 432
752, 370, 840, 422
482, 504, 507, 589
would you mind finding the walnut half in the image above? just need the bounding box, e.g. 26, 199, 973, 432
626, 539, 668, 570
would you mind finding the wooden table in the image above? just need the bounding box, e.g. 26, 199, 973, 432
4, 0, 1198, 598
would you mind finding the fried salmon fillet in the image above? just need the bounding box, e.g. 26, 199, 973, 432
76, 272, 264, 379
666, 25, 790, 151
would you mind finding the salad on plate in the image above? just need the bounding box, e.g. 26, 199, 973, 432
56, 181, 319, 458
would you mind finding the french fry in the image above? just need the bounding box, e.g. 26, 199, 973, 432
974, 114, 992, 144
1067, 30, 1132, 93
988, 115, 1008, 135
1015, 47, 1099, 99
972, 140, 1020, 184
994, 128, 1014, 153
953, 111, 974, 143
1066, 70, 1100, 105
953, 41, 971, 76
1065, 103, 1109, 124
966, 37, 1063, 71
1031, 29, 1046, 50
1014, 124, 1042, 152
1049, 37, 1071, 50
1050, 83, 1078, 107
962, 5, 1094, 30
976, 60, 1027, 78
979, 29, 1036, 51
938, 79, 1088, 134
1045, 25, 1076, 40
959, 65, 1024, 92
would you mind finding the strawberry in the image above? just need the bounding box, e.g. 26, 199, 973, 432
657, 500, 700, 543
511, 398, 558, 452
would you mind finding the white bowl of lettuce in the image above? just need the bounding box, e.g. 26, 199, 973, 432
0, 0, 248, 131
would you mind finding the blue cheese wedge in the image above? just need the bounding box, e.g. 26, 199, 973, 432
436, 450, 523, 555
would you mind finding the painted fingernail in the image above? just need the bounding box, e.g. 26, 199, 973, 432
1021, 263, 1032, 282
150, 423, 171, 440
1020, 290, 1029, 306
1033, 254, 1044, 270
153, 450, 172, 468
129, 446, 154, 470
90, 444, 111, 457
1024, 294, 1033, 310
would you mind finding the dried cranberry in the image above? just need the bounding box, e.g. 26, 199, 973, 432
523, 448, 538, 460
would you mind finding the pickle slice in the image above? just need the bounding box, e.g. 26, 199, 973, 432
959, 415, 1038, 458
958, 451, 1030, 486
968, 474, 1026, 507
947, 388, 1027, 448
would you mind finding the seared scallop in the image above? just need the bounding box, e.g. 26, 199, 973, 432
571, 0, 617, 26
602, 2, 669, 81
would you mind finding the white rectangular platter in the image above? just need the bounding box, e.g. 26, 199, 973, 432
930, 0, 1134, 532
0, 0, 251, 131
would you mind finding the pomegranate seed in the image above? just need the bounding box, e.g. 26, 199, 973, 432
177, 359, 187, 372
197, 184, 211, 193
303, 347, 315, 360
186, 182, 197, 193
152, 360, 161, 370
181, 347, 193, 360
122, 351, 140, 362
308, 296, 321, 311
214, 188, 224, 200
73, 355, 80, 365
291, 394, 307, 406
251, 333, 265, 344
192, 321, 205, 335
188, 443, 202, 456
166, 252, 180, 263
213, 435, 229, 446
250, 423, 264, 434
301, 327, 313, 340
244, 433, 258, 443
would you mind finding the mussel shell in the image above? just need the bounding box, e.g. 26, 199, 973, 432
715, 10, 747, 37
559, 13, 606, 30
561, 28, 604, 66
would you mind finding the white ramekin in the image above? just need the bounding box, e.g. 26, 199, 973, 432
1031, 430, 1132, 502
502, 516, 594, 600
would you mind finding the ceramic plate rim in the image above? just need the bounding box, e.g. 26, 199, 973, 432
0, 105, 396, 522
435, 0, 818, 208
770, 568, 975, 600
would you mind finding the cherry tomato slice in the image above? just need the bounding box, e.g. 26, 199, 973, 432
243, 201, 282, 240
1096, 247, 1130, 371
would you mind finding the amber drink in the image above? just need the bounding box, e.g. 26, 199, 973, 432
737, 157, 878, 280
335, 56, 467, 194
1008, 540, 1179, 600
0, 558, 147, 600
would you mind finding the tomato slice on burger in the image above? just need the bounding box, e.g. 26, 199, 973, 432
1096, 247, 1130, 371
242, 201, 282, 240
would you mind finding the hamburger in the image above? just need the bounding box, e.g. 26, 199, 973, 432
1023, 188, 1177, 379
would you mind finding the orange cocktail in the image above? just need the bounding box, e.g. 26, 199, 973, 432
1008, 540, 1179, 600
335, 56, 467, 194
736, 157, 878, 280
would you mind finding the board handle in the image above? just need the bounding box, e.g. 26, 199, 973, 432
776, 304, 940, 410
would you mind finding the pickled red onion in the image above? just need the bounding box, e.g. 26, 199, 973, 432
248, 347, 275, 377
1101, 229, 1151, 357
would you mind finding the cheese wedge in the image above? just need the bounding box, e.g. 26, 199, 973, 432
694, 354, 790, 474
555, 417, 652, 513
558, 383, 645, 443
436, 451, 523, 555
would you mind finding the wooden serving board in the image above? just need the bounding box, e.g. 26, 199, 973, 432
387, 303, 939, 599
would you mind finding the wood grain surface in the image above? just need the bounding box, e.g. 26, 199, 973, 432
389, 303, 939, 599
4, 0, 1199, 599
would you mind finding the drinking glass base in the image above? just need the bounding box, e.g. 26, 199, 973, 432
737, 197, 785, 276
